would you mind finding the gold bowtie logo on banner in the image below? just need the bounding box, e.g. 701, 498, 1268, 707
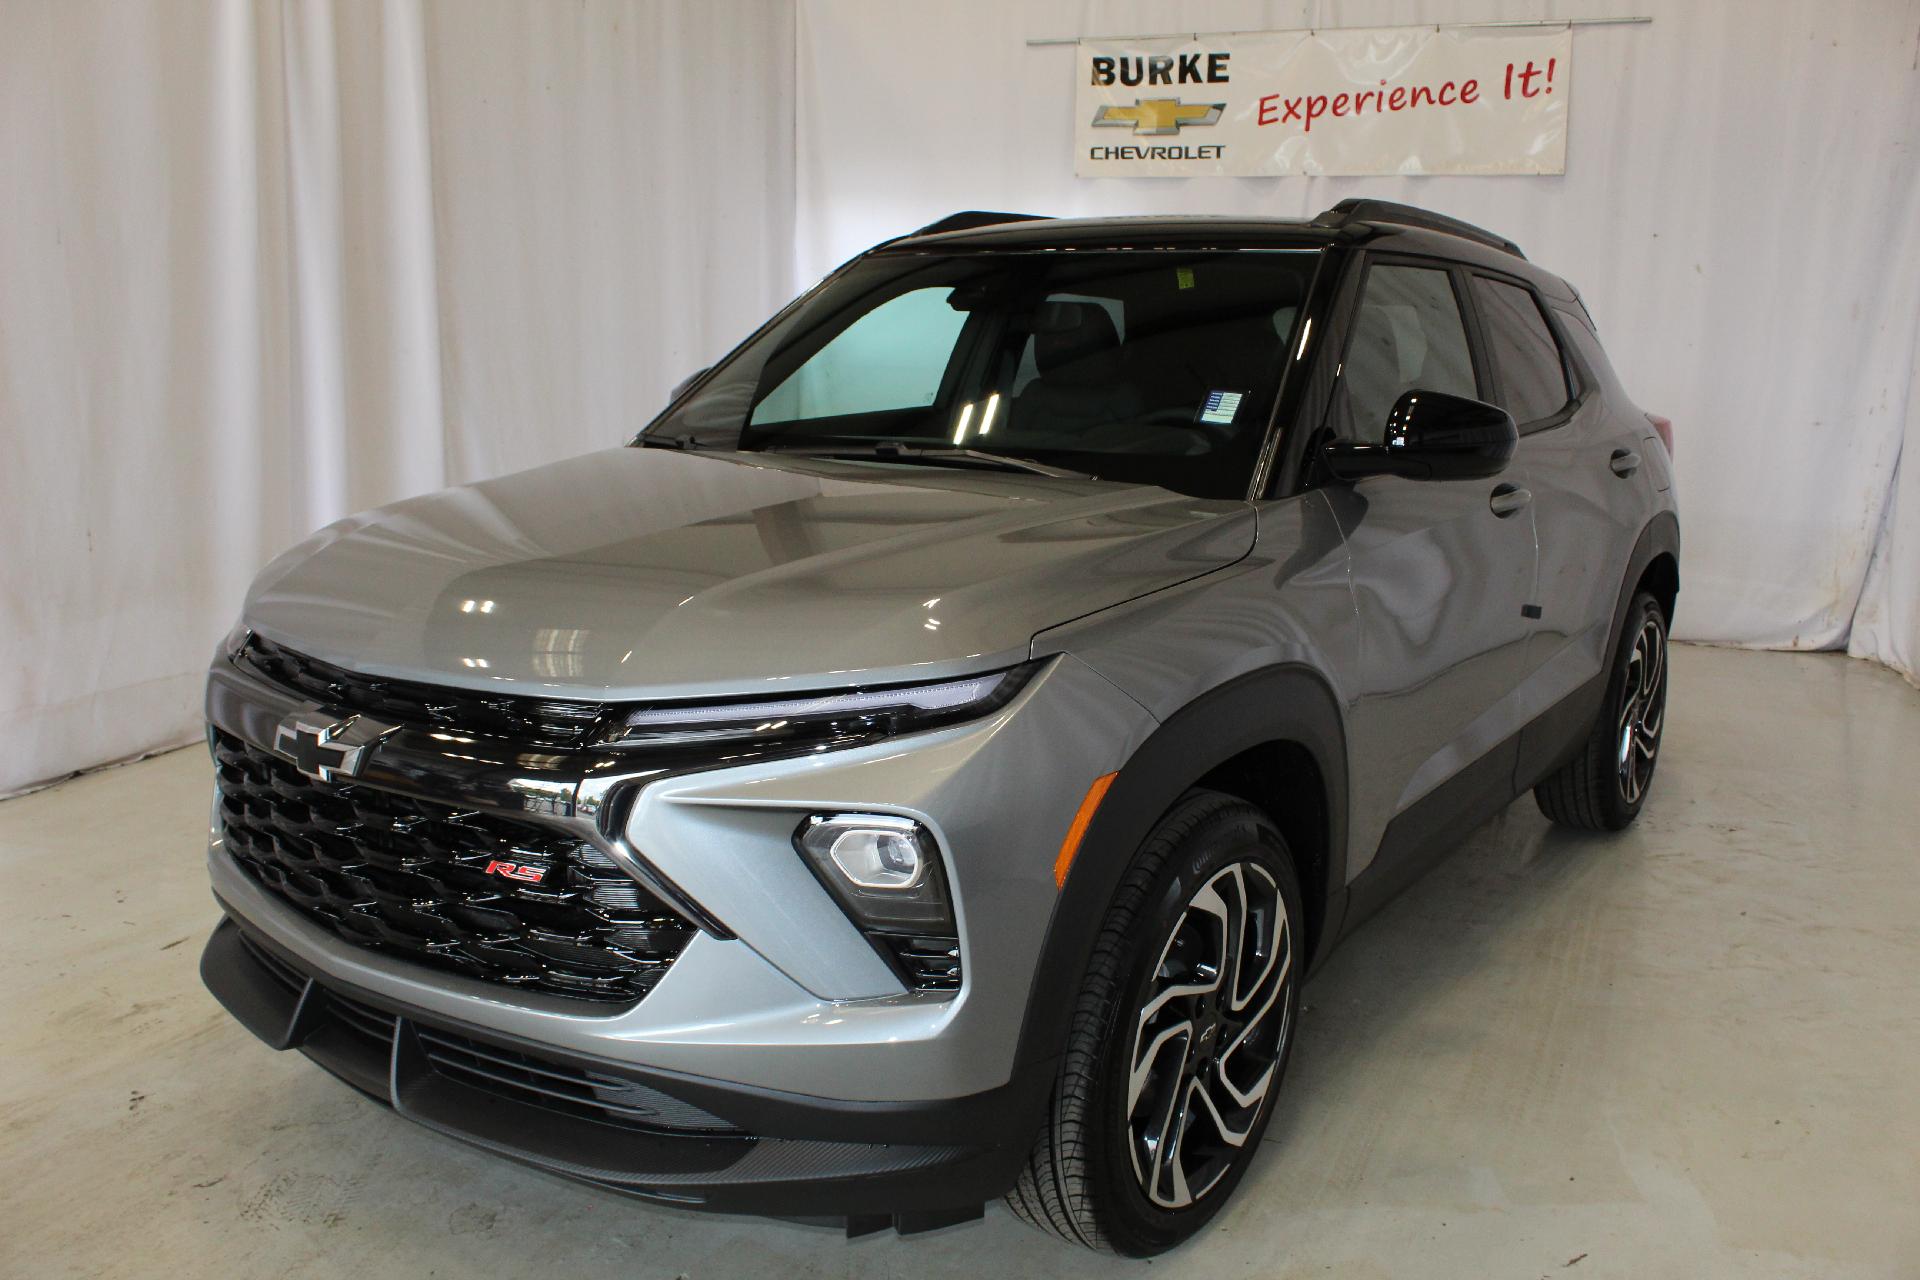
1091, 98, 1226, 135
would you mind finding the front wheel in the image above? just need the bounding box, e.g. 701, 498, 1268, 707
1006, 791, 1303, 1255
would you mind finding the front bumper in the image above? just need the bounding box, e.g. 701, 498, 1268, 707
199, 647, 1159, 1219
203, 913, 1044, 1225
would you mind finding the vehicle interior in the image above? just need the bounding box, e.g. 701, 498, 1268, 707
668, 250, 1322, 497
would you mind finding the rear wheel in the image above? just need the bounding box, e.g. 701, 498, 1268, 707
1534, 590, 1669, 830
1006, 791, 1302, 1255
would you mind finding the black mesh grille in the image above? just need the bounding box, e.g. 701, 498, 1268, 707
215, 731, 692, 1004
237, 634, 610, 748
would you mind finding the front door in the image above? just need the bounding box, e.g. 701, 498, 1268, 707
1316, 259, 1539, 886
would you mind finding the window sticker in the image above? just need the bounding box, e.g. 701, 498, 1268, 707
1198, 389, 1244, 425
1175, 266, 1196, 290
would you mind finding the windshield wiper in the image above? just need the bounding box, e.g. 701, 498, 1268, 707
764, 442, 1094, 480
638, 432, 706, 451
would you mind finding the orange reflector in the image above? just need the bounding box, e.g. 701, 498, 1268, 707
1053, 772, 1117, 890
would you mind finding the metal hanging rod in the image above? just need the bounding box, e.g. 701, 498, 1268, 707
1025, 16, 1650, 47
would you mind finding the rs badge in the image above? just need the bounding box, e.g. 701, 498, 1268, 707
483, 860, 548, 885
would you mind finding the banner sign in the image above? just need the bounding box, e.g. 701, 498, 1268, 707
1076, 26, 1570, 178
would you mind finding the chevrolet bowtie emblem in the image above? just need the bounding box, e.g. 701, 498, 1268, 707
1091, 98, 1225, 136
272, 712, 394, 783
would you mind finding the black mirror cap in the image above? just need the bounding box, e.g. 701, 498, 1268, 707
1322, 390, 1518, 481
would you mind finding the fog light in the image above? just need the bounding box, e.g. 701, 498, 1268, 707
824, 823, 926, 889
796, 813, 953, 936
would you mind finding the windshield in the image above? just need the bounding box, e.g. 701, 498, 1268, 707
645, 249, 1322, 498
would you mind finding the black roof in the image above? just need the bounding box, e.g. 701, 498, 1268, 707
884, 213, 1340, 253
1313, 199, 1524, 258
881, 204, 1570, 298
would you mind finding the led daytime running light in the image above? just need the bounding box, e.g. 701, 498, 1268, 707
614, 671, 1007, 734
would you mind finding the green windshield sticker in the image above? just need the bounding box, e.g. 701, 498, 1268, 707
1176, 266, 1195, 290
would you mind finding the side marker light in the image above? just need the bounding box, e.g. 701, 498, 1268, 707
1054, 772, 1117, 890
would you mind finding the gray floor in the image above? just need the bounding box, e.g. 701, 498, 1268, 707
4, 645, 1917, 1279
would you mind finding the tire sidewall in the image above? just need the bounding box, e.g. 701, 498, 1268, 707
1090, 801, 1305, 1256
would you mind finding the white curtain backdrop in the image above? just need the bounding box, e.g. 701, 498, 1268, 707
795, 0, 1920, 676
0, 0, 795, 796
4, 0, 1915, 796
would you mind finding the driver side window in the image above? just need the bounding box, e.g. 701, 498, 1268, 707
1336, 264, 1476, 442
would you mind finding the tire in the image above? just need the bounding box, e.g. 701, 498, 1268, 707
1534, 590, 1669, 831
1006, 790, 1304, 1256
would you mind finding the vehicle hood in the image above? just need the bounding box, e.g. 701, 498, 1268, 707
242, 448, 1255, 699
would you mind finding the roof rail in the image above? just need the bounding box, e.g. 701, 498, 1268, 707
1311, 199, 1525, 259
910, 210, 1052, 238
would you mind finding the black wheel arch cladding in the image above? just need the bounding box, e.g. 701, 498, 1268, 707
1011, 663, 1346, 1081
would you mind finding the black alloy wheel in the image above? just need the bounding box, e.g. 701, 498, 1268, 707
1008, 791, 1303, 1255
1615, 611, 1667, 806
1125, 861, 1291, 1209
1535, 589, 1670, 830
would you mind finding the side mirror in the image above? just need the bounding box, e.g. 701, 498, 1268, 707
1322, 390, 1517, 481
668, 366, 710, 404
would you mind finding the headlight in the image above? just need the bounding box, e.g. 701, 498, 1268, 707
591, 662, 1037, 751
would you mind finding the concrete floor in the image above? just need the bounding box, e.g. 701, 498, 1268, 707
3, 644, 1917, 1279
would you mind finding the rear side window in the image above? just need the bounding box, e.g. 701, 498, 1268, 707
1336, 264, 1477, 442
1471, 277, 1572, 426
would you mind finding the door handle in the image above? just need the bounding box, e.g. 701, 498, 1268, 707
1610, 448, 1641, 477
1489, 483, 1532, 518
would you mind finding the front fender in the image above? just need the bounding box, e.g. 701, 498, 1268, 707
1007, 663, 1349, 1078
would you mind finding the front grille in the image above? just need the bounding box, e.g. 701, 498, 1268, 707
237, 634, 611, 749
215, 731, 693, 1004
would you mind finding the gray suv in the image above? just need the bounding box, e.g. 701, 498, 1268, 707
200, 201, 1678, 1255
